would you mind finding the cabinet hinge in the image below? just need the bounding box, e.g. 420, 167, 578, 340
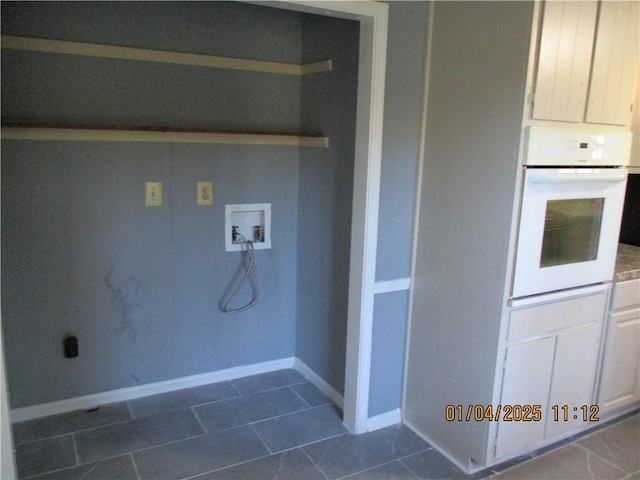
527, 91, 535, 106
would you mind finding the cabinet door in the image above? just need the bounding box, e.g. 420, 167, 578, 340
545, 324, 600, 440
532, 1, 597, 122
586, 1, 640, 125
495, 337, 555, 460
598, 308, 640, 413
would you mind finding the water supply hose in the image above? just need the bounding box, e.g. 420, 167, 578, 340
221, 234, 262, 313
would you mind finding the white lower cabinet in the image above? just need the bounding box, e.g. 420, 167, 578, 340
598, 278, 640, 414
493, 288, 607, 461
545, 324, 600, 439
494, 337, 555, 459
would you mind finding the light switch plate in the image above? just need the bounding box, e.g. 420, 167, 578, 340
145, 182, 162, 207
197, 181, 213, 205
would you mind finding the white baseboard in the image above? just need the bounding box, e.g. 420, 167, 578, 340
367, 408, 402, 431
293, 358, 345, 409
293, 360, 402, 432
11, 356, 402, 433
11, 357, 295, 423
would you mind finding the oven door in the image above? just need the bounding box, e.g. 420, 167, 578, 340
512, 168, 628, 298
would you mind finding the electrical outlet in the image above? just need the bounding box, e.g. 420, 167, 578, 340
197, 181, 213, 206
145, 182, 162, 207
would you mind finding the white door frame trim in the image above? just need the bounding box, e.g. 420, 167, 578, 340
255, 1, 388, 433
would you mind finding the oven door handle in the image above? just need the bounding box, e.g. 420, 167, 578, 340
528, 171, 627, 184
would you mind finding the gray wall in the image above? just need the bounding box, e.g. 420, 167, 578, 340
294, 3, 429, 412
1, 1, 303, 131
1, 2, 306, 409
368, 1, 429, 417
1, 0, 430, 418
404, 1, 533, 464
376, 1, 428, 282
296, 14, 359, 395
2, 142, 299, 407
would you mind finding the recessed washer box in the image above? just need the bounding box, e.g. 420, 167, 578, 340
225, 203, 272, 252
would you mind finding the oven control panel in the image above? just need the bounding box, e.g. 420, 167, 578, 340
525, 127, 632, 167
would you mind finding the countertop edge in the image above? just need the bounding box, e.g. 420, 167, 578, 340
614, 243, 640, 282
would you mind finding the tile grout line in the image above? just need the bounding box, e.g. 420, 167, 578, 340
12, 416, 135, 447
486, 415, 638, 479
337, 458, 421, 480
203, 430, 353, 480
299, 445, 332, 480
228, 370, 308, 396
183, 386, 241, 410
257, 402, 336, 424
288, 384, 314, 408
129, 453, 143, 480
13, 430, 77, 448
229, 380, 309, 397
180, 451, 275, 480
190, 406, 209, 435
71, 432, 81, 467
297, 425, 438, 480
486, 452, 537, 478
491, 442, 633, 480
73, 411, 212, 467
572, 442, 634, 475
249, 422, 274, 454
170, 400, 320, 440
179, 389, 321, 480
485, 451, 548, 478
126, 399, 136, 420
330, 444, 433, 480
188, 395, 239, 410
267, 430, 350, 457
490, 443, 587, 479
271, 431, 352, 480
240, 402, 347, 454
20, 463, 81, 480
71, 411, 206, 465
397, 446, 434, 479
228, 379, 243, 397
227, 400, 327, 432
73, 430, 210, 469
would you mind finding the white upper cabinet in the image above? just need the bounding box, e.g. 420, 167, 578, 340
586, 1, 640, 125
532, 1, 639, 126
533, 1, 597, 123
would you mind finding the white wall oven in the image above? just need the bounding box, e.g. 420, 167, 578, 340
511, 127, 632, 299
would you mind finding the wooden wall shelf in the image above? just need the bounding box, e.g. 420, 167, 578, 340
1, 35, 333, 76
2, 35, 332, 146
0, 125, 330, 148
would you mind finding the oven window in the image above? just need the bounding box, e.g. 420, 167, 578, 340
540, 198, 605, 268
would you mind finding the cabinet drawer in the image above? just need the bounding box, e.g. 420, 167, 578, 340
508, 292, 606, 342
612, 278, 640, 310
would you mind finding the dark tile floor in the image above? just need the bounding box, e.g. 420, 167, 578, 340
11, 369, 640, 480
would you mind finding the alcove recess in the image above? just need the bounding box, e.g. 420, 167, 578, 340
0, 35, 331, 148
